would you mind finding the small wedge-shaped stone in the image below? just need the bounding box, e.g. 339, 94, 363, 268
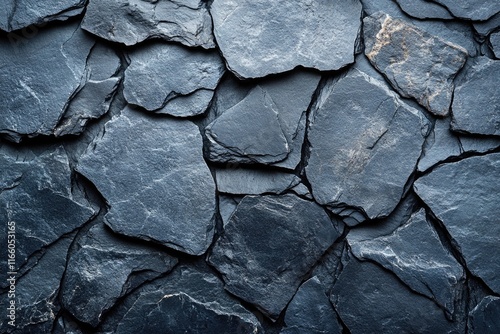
451, 57, 500, 136
350, 209, 465, 314
0, 0, 85, 31
469, 296, 500, 334
124, 42, 224, 113
77, 107, 216, 255
414, 153, 500, 294
364, 12, 467, 117
210, 0, 362, 78
331, 256, 459, 333
82, 0, 215, 48
429, 0, 500, 21
61, 222, 178, 327
394, 0, 454, 20
306, 69, 428, 223
209, 194, 339, 319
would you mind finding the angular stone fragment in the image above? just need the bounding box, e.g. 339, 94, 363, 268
61, 222, 178, 326
218, 195, 240, 227
469, 296, 500, 334
209, 194, 339, 319
99, 264, 262, 333
394, 0, 454, 20
474, 13, 500, 37
210, 0, 362, 78
414, 153, 500, 294
0, 235, 73, 334
77, 107, 216, 255
451, 57, 500, 136
331, 256, 458, 333
82, 0, 215, 48
429, 0, 500, 21
204, 70, 320, 169
491, 32, 500, 59
306, 69, 428, 223
0, 148, 94, 271
364, 12, 468, 116
0, 23, 95, 141
350, 209, 465, 314
123, 43, 224, 113
216, 167, 299, 195
0, 0, 85, 31
281, 277, 342, 334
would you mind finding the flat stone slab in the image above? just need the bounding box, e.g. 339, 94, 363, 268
210, 0, 362, 78
414, 153, 500, 294
429, 0, 500, 21
394, 0, 453, 20
306, 69, 428, 223
209, 194, 339, 319
77, 107, 216, 255
82, 0, 215, 48
364, 12, 468, 117
469, 296, 500, 334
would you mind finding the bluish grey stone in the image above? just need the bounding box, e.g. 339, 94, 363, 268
77, 107, 216, 255
414, 153, 500, 294
474, 13, 500, 37
306, 69, 428, 223
364, 12, 468, 117
210, 0, 362, 78
82, 0, 215, 48
491, 31, 500, 58
429, 0, 500, 21
469, 296, 500, 334
209, 194, 339, 319
394, 0, 453, 20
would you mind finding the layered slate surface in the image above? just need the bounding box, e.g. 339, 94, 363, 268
210, 0, 362, 78
414, 153, 500, 294
82, 0, 215, 48
209, 194, 339, 319
364, 12, 468, 116
306, 69, 428, 223
77, 107, 216, 255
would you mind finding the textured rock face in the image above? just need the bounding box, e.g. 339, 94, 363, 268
364, 12, 468, 116
306, 69, 428, 223
429, 0, 500, 21
82, 0, 215, 48
414, 153, 500, 294
469, 296, 500, 334
210, 0, 362, 78
77, 107, 216, 255
209, 194, 339, 319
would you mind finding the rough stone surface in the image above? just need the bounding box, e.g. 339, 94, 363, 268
491, 32, 500, 58
61, 222, 178, 326
451, 57, 500, 136
0, 0, 85, 32
82, 0, 215, 48
394, 0, 454, 20
331, 256, 458, 333
209, 194, 339, 319
364, 12, 468, 117
469, 296, 500, 334
429, 0, 500, 21
306, 69, 428, 222
281, 277, 343, 334
77, 107, 216, 255
414, 153, 500, 294
124, 42, 225, 113
210, 0, 362, 78
474, 13, 500, 37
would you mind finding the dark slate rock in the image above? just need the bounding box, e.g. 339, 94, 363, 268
469, 296, 500, 334
394, 0, 454, 20
331, 256, 458, 334
281, 277, 342, 334
350, 209, 465, 315
289, 182, 313, 200
205, 70, 320, 169
491, 32, 500, 58
218, 195, 240, 227
216, 167, 299, 195
61, 222, 178, 326
451, 57, 500, 136
156, 89, 215, 117
99, 263, 262, 333
429, 0, 500, 21
0, 23, 95, 142
459, 135, 500, 154
474, 13, 500, 37
414, 153, 500, 294
77, 107, 216, 255
0, 148, 94, 271
310, 241, 348, 294
1, 235, 73, 334
208, 194, 339, 319
82, 0, 215, 48
364, 12, 468, 117
306, 69, 428, 223
123, 42, 224, 113
0, 0, 84, 32
210, 0, 362, 78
